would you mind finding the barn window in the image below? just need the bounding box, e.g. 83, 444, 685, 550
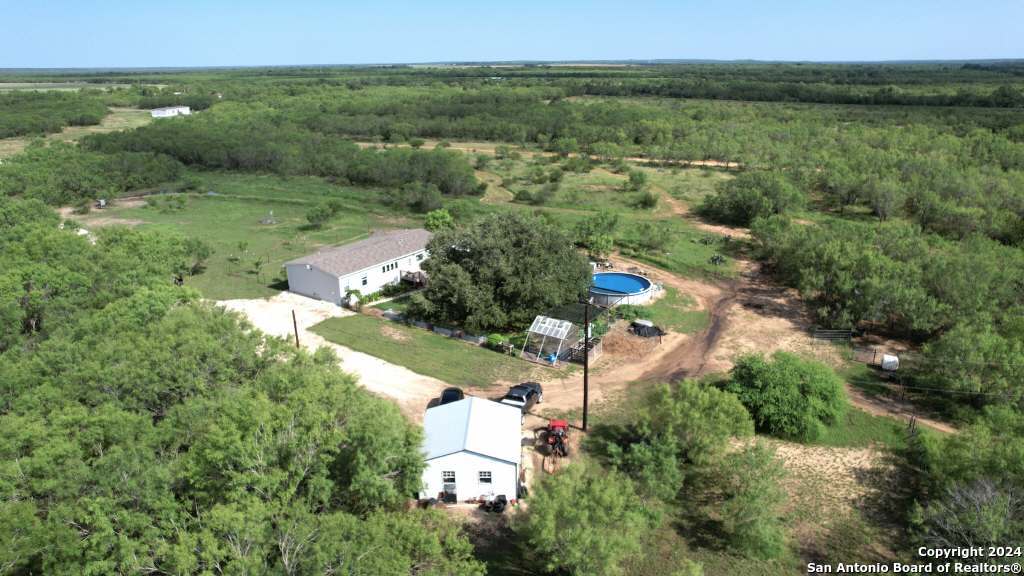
478, 471, 492, 483
442, 471, 455, 483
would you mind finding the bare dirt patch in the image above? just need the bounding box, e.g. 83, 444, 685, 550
760, 438, 899, 559
380, 324, 411, 342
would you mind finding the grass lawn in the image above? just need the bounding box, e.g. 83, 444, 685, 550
69, 171, 418, 299
622, 216, 737, 279
371, 295, 413, 314
647, 165, 733, 207
814, 407, 911, 449
643, 287, 709, 334
311, 315, 547, 388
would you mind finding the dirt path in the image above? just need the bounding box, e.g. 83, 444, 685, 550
217, 292, 448, 421
844, 384, 958, 435
660, 190, 751, 239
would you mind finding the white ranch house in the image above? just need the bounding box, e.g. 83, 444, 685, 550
150, 106, 191, 118
420, 397, 522, 503
284, 229, 431, 305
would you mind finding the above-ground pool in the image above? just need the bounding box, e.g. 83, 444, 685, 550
590, 272, 656, 306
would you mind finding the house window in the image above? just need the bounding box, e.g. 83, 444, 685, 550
478, 471, 492, 484
416, 254, 424, 262
361, 276, 367, 286
442, 471, 456, 483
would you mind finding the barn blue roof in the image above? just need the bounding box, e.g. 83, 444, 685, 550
422, 397, 521, 465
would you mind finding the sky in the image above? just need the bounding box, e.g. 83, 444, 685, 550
1, 0, 1022, 68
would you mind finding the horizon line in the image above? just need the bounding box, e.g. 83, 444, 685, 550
2, 57, 1023, 73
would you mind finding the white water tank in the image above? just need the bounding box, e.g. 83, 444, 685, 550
880, 354, 899, 372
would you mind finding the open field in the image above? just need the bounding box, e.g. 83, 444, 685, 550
0, 106, 152, 158
311, 314, 550, 388
63, 172, 416, 299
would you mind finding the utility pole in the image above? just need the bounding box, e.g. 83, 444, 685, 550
582, 300, 590, 432
292, 310, 300, 349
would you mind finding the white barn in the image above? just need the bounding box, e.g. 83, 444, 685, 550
284, 229, 431, 305
150, 106, 191, 118
420, 397, 522, 503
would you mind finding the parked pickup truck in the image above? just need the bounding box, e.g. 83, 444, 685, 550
499, 382, 543, 421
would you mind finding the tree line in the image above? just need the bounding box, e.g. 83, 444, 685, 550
0, 91, 107, 138
0, 196, 484, 574
81, 102, 483, 197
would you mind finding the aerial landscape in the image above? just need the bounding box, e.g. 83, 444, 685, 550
1, 2, 1023, 575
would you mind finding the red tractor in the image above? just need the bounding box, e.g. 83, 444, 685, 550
544, 419, 570, 458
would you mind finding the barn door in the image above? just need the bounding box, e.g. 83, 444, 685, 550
442, 471, 456, 503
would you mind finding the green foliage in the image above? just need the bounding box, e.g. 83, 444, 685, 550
641, 381, 755, 467
718, 443, 788, 559
424, 208, 454, 232
725, 352, 847, 442
83, 103, 481, 196
409, 211, 591, 332
0, 91, 107, 138
919, 480, 1024, 557
700, 171, 803, 226
592, 381, 754, 502
0, 142, 183, 204
627, 169, 649, 191
0, 197, 479, 573
517, 463, 656, 576
635, 188, 659, 209
305, 202, 333, 228
922, 322, 1024, 406
752, 215, 1024, 334
574, 211, 619, 257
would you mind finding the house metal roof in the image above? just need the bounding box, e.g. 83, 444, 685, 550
284, 229, 432, 278
422, 397, 522, 465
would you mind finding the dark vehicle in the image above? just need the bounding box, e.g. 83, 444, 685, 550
499, 382, 543, 421
480, 494, 508, 514
439, 387, 464, 405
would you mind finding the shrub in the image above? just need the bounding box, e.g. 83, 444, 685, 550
305, 203, 333, 228
700, 171, 804, 226
635, 189, 659, 209
424, 208, 454, 232
485, 333, 508, 351
719, 443, 788, 559
724, 352, 847, 441
516, 464, 655, 576
614, 304, 650, 322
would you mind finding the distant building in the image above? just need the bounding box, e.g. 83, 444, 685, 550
284, 228, 431, 304
150, 106, 191, 118
419, 397, 522, 503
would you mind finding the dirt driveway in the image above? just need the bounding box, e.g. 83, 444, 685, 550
217, 292, 448, 421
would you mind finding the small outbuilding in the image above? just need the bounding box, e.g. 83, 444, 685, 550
284, 229, 431, 305
420, 397, 522, 503
521, 315, 581, 366
150, 106, 191, 118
